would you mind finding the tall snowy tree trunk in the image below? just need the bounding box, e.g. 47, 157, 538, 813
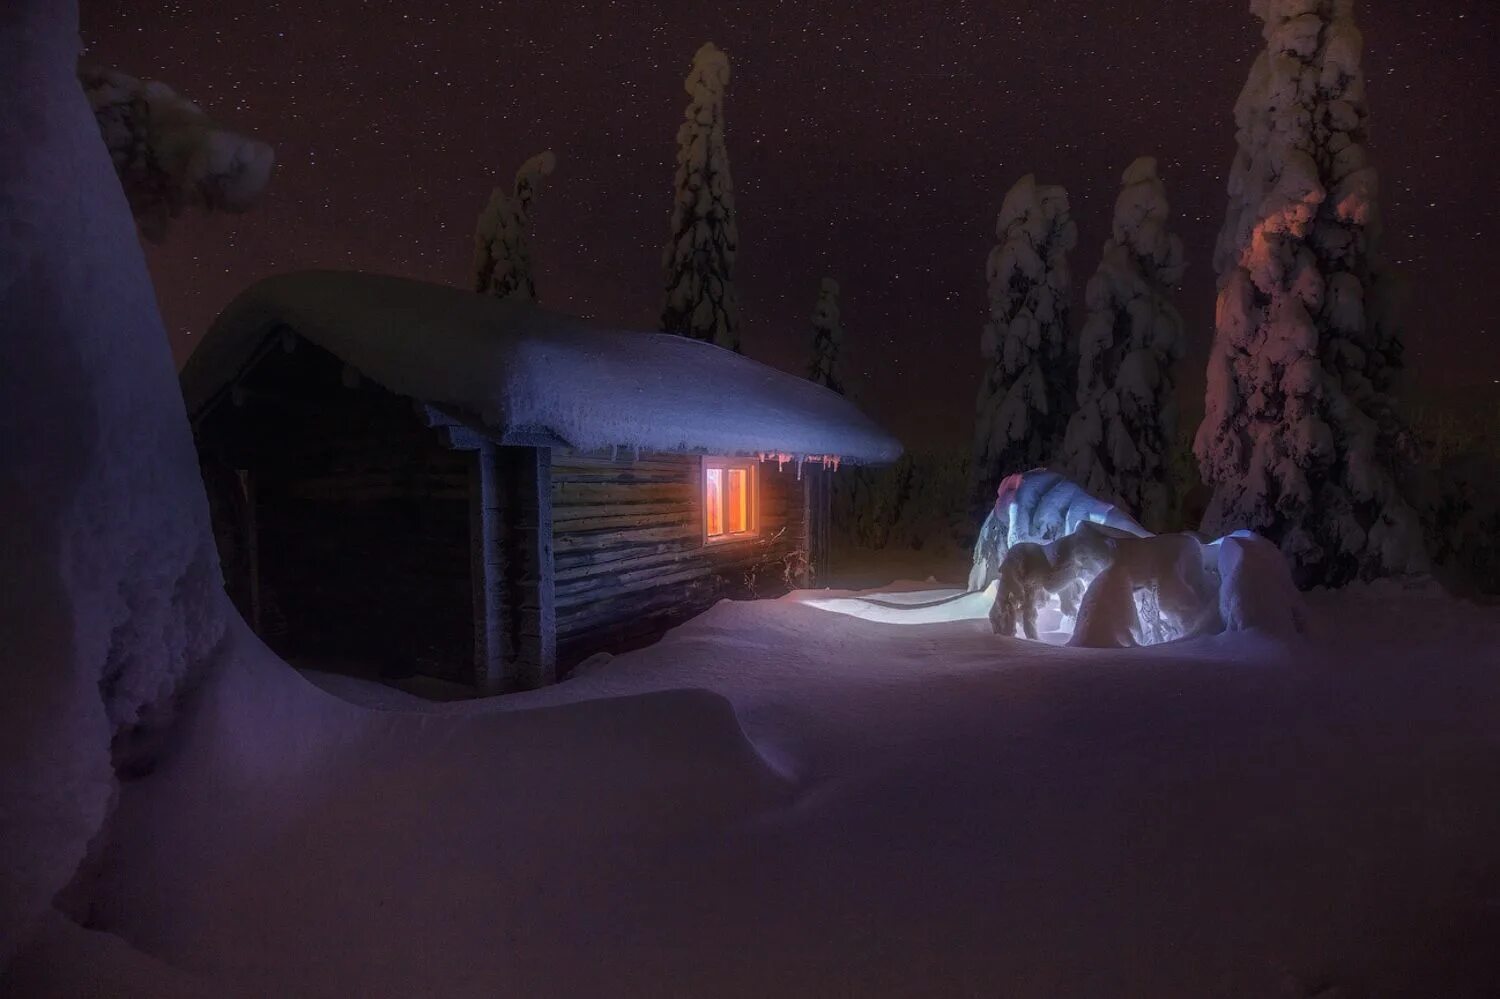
970, 174, 1077, 518
1194, 0, 1425, 587
660, 42, 740, 352
1062, 157, 1186, 532
0, 0, 232, 962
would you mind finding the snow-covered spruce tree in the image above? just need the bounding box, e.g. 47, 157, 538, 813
1061, 157, 1186, 532
970, 174, 1078, 516
473, 150, 556, 301
1194, 0, 1425, 587
81, 67, 273, 241
807, 276, 845, 394
660, 42, 739, 351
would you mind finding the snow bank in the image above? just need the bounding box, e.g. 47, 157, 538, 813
0, 0, 232, 963
182, 270, 902, 464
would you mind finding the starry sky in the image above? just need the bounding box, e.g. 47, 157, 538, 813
80, 1, 1499, 448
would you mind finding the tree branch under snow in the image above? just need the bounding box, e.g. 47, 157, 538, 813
81, 67, 274, 242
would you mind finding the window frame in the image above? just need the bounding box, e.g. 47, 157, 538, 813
701, 456, 760, 546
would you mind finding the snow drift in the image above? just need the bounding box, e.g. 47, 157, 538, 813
0, 0, 233, 963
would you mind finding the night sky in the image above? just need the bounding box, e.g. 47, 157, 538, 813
81, 1, 1499, 448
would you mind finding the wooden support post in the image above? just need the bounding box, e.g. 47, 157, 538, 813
471, 443, 558, 693
237, 468, 263, 634
470, 442, 505, 694
803, 465, 831, 586
502, 445, 556, 689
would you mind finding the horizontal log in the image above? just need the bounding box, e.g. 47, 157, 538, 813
552, 482, 694, 506
552, 499, 689, 522
551, 510, 696, 534
554, 539, 791, 598
556, 551, 797, 620
553, 523, 701, 552
550, 470, 693, 486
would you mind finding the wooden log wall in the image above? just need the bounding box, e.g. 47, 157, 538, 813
550, 449, 813, 672
472, 444, 557, 693
196, 342, 475, 684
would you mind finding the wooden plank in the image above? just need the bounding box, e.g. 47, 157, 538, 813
237, 468, 263, 634
471, 443, 504, 694
553, 523, 701, 552
493, 445, 556, 690
552, 481, 694, 506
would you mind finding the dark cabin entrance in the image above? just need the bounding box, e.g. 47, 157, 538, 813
198, 338, 475, 685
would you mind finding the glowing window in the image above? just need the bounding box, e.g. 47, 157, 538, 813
703, 458, 757, 542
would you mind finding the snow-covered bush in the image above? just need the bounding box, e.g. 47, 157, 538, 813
81, 67, 273, 242
971, 174, 1078, 517
473, 150, 556, 301
968, 468, 1149, 594
660, 42, 739, 351
3, 3, 233, 962
1409, 402, 1500, 595
990, 522, 1307, 648
1194, 0, 1425, 588
1061, 157, 1186, 532
832, 449, 970, 554
807, 277, 844, 394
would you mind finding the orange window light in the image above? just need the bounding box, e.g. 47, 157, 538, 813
726, 468, 748, 534
705, 467, 724, 537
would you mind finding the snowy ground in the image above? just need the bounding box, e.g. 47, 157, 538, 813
9, 562, 1500, 997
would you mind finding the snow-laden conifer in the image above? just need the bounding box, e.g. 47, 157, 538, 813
660, 42, 739, 351
1062, 157, 1185, 531
807, 277, 844, 395
971, 174, 1077, 514
1195, 0, 1424, 586
473, 151, 556, 302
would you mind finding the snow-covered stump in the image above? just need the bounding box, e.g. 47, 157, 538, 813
0, 0, 232, 962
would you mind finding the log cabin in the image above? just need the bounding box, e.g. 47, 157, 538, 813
183, 271, 901, 693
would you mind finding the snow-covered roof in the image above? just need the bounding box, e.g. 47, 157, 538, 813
183, 270, 902, 464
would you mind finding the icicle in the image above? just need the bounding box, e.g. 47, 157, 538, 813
610, 445, 619, 462
633, 445, 640, 462
796, 456, 804, 481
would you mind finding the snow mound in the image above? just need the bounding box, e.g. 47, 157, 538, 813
183, 270, 901, 464
1, 1, 232, 964
85, 622, 790, 993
